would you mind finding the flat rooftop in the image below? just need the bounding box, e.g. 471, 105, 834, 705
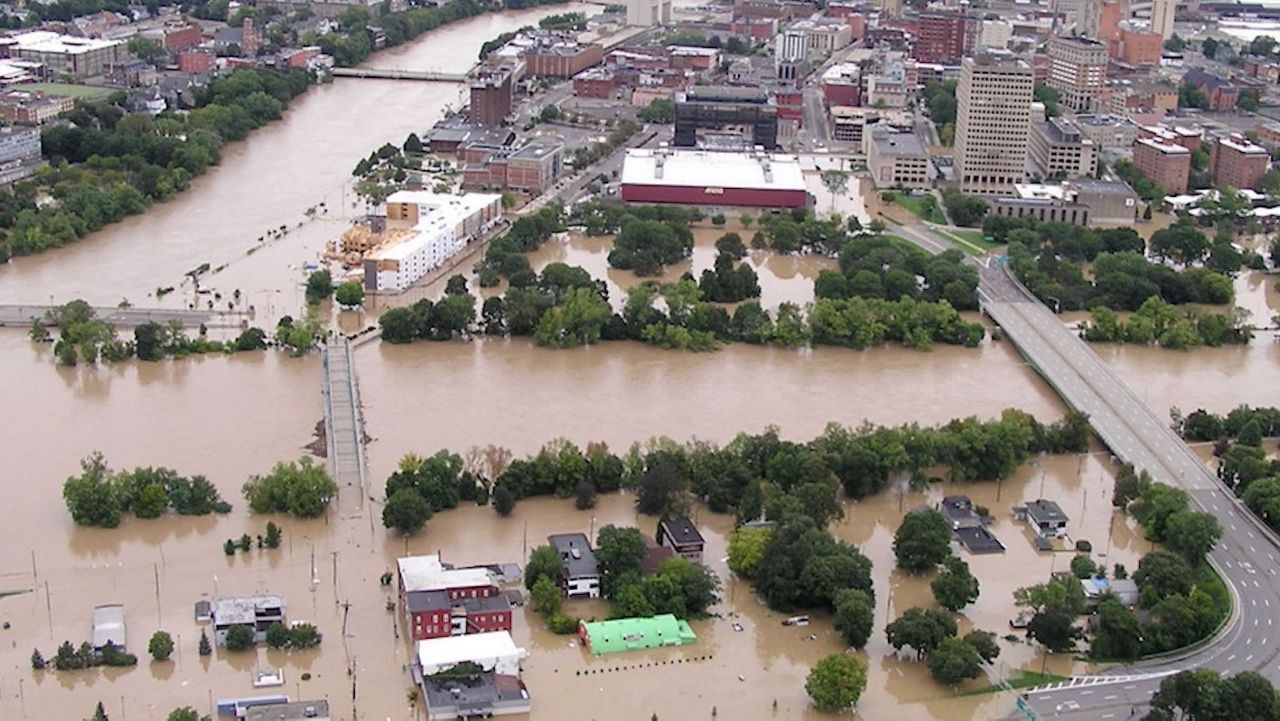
621, 149, 806, 192
8, 31, 121, 54
416, 631, 526, 671
873, 132, 927, 157
398, 553, 497, 594
372, 192, 500, 263
421, 672, 528, 715
1136, 137, 1190, 155
211, 595, 284, 626
243, 700, 331, 721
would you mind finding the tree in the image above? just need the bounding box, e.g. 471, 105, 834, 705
382, 488, 432, 535
148, 631, 174, 662
531, 575, 562, 616
166, 708, 203, 721
198, 630, 211, 656
833, 588, 874, 648
821, 170, 849, 208
1091, 597, 1143, 661
492, 485, 516, 516
928, 636, 984, 685
264, 622, 290, 649
595, 525, 647, 598
305, 269, 333, 304
1033, 83, 1060, 117
1070, 554, 1099, 579
942, 190, 988, 227
1027, 609, 1081, 652
334, 280, 364, 307
63, 452, 122, 528
573, 480, 597, 510
525, 545, 561, 591
1150, 224, 1210, 265
403, 133, 423, 154
93, 702, 110, 721
1162, 510, 1221, 564
893, 509, 952, 573
264, 521, 281, 549
445, 274, 469, 296
964, 630, 1000, 662
1134, 551, 1193, 607
805, 653, 868, 711
223, 625, 255, 651
886, 607, 957, 659
727, 526, 771, 578
637, 98, 674, 123
31, 648, 45, 670
931, 556, 979, 611
234, 327, 267, 351
635, 457, 685, 516
1202, 37, 1220, 59
241, 457, 337, 518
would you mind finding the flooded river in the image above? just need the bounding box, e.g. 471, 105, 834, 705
1, 5, 1280, 720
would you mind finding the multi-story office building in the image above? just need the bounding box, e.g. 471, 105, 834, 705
1029, 117, 1099, 179
775, 29, 808, 81
1133, 137, 1190, 193
954, 52, 1034, 196
469, 65, 516, 127
1047, 35, 1107, 113
1078, 0, 1102, 39
1150, 0, 1174, 40
0, 124, 43, 184
867, 131, 930, 188
1074, 114, 1139, 149
626, 0, 671, 26
1, 32, 123, 81
1208, 133, 1270, 191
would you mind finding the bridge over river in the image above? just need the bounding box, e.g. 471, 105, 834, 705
894, 223, 1280, 720
321, 336, 368, 513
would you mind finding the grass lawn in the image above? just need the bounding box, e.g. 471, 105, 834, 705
963, 670, 1069, 696
14, 82, 116, 100
885, 190, 947, 224
937, 227, 1001, 256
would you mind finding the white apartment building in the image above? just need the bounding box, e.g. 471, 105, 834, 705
955, 52, 1034, 196
1, 31, 123, 80
365, 191, 502, 293
792, 18, 852, 55
1150, 0, 1174, 40
1047, 35, 1107, 113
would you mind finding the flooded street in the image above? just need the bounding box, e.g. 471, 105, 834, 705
0, 4, 1278, 719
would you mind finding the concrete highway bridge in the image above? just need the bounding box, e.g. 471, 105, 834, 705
893, 223, 1280, 719
321, 336, 368, 513
330, 67, 467, 82
0, 303, 251, 328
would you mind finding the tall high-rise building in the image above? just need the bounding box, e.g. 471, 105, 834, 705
1150, 0, 1175, 40
1047, 35, 1108, 113
913, 11, 979, 64
955, 52, 1035, 196
1078, 0, 1101, 38
775, 29, 808, 81
626, 0, 671, 27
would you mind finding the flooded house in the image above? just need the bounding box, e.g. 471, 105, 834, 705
397, 554, 512, 641
211, 594, 285, 646
656, 516, 706, 563
1023, 499, 1070, 539
92, 604, 126, 651
548, 533, 601, 599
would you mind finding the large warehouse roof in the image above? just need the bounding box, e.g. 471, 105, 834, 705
416, 631, 527, 674
621, 149, 806, 192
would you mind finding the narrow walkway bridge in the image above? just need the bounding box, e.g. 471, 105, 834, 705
321, 336, 367, 512
0, 304, 251, 328
331, 67, 467, 82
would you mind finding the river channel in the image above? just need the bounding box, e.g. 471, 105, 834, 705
2, 6, 1280, 721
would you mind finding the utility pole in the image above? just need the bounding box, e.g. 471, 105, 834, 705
154, 563, 162, 624
332, 551, 339, 602
44, 580, 52, 638
30, 549, 37, 581
522, 522, 528, 563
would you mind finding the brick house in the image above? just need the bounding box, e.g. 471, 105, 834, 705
397, 554, 512, 642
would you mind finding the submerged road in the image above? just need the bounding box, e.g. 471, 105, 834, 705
894, 223, 1280, 717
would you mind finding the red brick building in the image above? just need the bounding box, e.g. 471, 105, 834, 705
1118, 28, 1162, 66
398, 555, 512, 642
1209, 133, 1270, 190
913, 12, 977, 64
159, 22, 202, 51
731, 15, 778, 42
1133, 137, 1191, 193
1184, 68, 1239, 111
573, 67, 615, 98
522, 42, 603, 78
178, 50, 214, 75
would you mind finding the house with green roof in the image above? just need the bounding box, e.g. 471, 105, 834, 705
578, 614, 697, 655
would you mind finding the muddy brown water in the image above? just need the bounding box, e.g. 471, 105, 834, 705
1, 8, 1279, 719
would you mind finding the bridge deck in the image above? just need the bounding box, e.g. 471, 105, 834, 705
322, 337, 367, 512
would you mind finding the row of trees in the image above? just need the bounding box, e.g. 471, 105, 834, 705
1007, 233, 1234, 311
4, 69, 310, 259
241, 457, 337, 518
818, 235, 979, 310
33, 300, 276, 367
62, 452, 231, 528
1081, 297, 1252, 349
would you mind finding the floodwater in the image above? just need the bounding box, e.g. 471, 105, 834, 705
1, 5, 1279, 720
